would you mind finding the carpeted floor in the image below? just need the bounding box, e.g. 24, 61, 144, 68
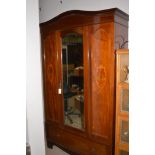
47, 146, 69, 155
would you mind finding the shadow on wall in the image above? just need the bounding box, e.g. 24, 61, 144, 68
26, 143, 31, 155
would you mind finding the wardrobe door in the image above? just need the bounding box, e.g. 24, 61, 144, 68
88, 23, 115, 145
42, 32, 59, 123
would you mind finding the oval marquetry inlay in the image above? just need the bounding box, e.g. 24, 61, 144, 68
95, 65, 106, 88
94, 28, 109, 41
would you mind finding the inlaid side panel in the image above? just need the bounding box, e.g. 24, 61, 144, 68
88, 23, 115, 144
43, 33, 59, 122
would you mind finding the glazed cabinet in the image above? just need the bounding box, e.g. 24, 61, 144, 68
40, 8, 128, 155
115, 49, 129, 155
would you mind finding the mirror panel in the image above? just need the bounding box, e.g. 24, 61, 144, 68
62, 33, 84, 130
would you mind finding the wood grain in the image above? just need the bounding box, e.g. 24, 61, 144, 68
88, 23, 115, 145
42, 33, 59, 122
40, 9, 129, 155
46, 123, 112, 155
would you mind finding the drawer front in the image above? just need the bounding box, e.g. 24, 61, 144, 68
46, 124, 112, 155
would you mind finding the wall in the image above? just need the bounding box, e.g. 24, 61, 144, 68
39, 0, 129, 23
26, 0, 46, 155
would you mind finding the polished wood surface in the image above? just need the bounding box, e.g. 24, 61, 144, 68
88, 23, 115, 145
40, 8, 128, 37
42, 32, 59, 123
40, 9, 129, 155
46, 123, 112, 155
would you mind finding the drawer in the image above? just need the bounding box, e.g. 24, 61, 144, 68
46, 124, 112, 155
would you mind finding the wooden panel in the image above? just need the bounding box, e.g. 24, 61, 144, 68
46, 124, 112, 155
88, 23, 115, 144
42, 33, 59, 122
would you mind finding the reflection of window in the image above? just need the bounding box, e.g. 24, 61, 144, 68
62, 33, 83, 45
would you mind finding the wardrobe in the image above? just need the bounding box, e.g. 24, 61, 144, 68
40, 8, 128, 155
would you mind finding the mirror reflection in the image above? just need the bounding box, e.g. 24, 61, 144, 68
62, 33, 84, 129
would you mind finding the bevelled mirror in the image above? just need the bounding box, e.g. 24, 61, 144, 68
62, 32, 84, 130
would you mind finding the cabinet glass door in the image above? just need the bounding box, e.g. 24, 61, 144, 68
120, 88, 129, 112
62, 33, 84, 129
119, 54, 129, 83
120, 120, 129, 143
119, 150, 129, 155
